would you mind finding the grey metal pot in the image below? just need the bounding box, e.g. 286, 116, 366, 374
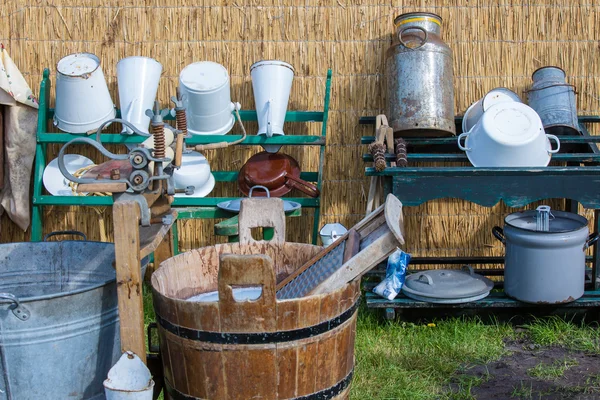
492, 207, 598, 304
0, 231, 149, 400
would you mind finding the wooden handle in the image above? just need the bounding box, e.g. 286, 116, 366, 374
284, 174, 320, 198
238, 198, 286, 245
174, 133, 184, 167
76, 182, 127, 193
218, 254, 277, 332
194, 142, 229, 151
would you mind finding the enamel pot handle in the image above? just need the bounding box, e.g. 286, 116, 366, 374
457, 132, 471, 151
492, 226, 506, 245
547, 134, 561, 154
586, 233, 599, 249
284, 173, 320, 198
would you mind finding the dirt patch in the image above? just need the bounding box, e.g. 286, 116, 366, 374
453, 337, 600, 399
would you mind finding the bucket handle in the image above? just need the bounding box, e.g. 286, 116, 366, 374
0, 293, 31, 321
284, 173, 320, 198
525, 83, 578, 94
547, 134, 561, 154
398, 26, 428, 50
43, 230, 87, 242
217, 254, 277, 331
238, 197, 286, 245
457, 132, 471, 151
492, 226, 506, 245
586, 233, 599, 249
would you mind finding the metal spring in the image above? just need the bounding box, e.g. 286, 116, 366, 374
151, 123, 165, 159
175, 109, 188, 135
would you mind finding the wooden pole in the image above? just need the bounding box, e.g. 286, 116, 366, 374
113, 200, 146, 363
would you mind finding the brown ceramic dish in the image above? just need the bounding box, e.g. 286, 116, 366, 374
238, 152, 320, 198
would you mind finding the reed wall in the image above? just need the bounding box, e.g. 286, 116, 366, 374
1, 1, 599, 263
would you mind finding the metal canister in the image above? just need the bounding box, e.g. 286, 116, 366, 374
385, 12, 455, 137
527, 66, 579, 135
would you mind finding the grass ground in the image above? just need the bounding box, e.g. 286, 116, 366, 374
143, 286, 600, 399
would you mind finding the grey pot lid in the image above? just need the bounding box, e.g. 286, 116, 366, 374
402, 266, 494, 299
505, 206, 588, 233
217, 185, 301, 213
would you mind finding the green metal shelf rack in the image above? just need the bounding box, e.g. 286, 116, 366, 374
31, 68, 332, 251
360, 115, 600, 319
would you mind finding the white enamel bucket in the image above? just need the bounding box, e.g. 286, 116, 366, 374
319, 223, 348, 247
250, 60, 294, 153
179, 61, 237, 136
462, 88, 521, 133
458, 102, 560, 167
117, 56, 162, 134
54, 53, 116, 133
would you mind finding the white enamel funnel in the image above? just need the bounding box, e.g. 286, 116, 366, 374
250, 60, 294, 153
117, 56, 162, 134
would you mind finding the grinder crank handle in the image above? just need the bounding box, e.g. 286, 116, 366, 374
57, 137, 130, 186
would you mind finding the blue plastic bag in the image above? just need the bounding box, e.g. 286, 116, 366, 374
372, 248, 411, 300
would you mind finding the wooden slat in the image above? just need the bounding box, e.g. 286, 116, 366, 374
139, 210, 177, 259
113, 201, 146, 362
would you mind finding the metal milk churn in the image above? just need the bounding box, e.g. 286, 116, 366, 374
385, 12, 456, 137
527, 66, 579, 136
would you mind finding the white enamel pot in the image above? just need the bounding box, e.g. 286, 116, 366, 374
117, 56, 162, 134
54, 53, 116, 133
457, 102, 560, 167
462, 87, 522, 133
172, 151, 215, 198
250, 60, 294, 153
179, 61, 237, 136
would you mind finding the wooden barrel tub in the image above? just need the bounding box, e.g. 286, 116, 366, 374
151, 200, 361, 400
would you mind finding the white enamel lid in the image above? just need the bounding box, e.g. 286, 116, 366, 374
480, 102, 543, 146
179, 61, 229, 92
57, 53, 101, 77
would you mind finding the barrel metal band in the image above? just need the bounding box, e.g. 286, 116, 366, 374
395, 16, 441, 27
165, 369, 354, 400
156, 298, 359, 345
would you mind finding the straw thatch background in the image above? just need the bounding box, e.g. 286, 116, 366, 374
1, 1, 600, 264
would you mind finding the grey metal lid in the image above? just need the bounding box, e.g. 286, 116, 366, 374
505, 206, 588, 233
402, 266, 493, 300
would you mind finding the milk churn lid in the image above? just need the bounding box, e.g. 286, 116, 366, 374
504, 206, 588, 233
402, 266, 493, 301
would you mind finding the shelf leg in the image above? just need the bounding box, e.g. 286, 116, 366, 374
384, 308, 396, 321
594, 210, 600, 290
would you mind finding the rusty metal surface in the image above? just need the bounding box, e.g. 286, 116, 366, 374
385, 13, 456, 137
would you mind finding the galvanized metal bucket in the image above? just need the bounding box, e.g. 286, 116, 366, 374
527, 66, 579, 136
0, 232, 148, 400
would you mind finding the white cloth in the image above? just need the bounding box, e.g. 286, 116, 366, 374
0, 43, 38, 231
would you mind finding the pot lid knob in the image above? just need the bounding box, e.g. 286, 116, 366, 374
535, 205, 553, 232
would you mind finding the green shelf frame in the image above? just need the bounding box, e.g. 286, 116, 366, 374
31, 68, 332, 249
